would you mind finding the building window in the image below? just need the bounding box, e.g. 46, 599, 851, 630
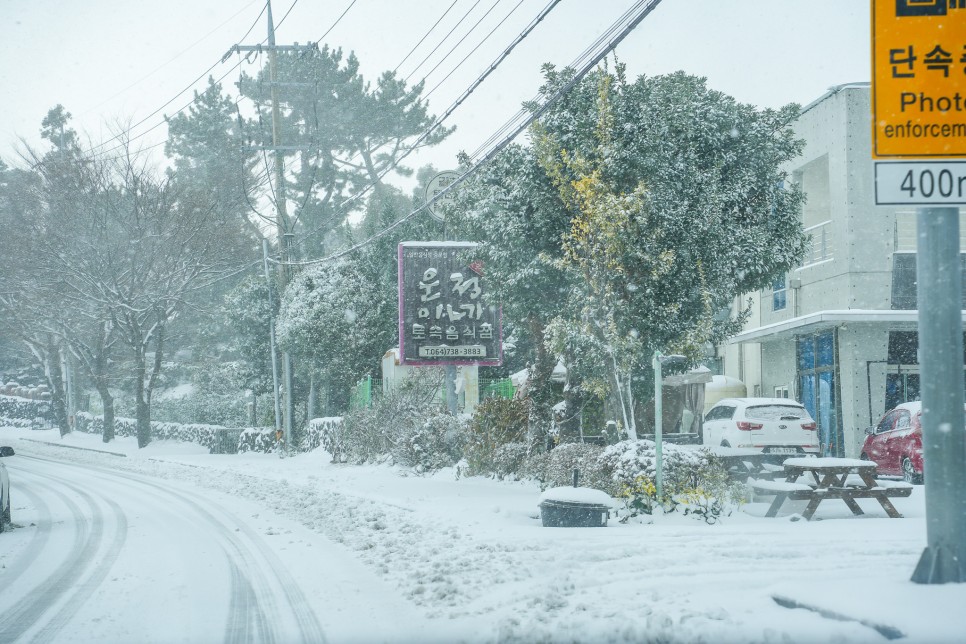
774, 386, 789, 399
891, 252, 966, 310
773, 276, 787, 311
797, 331, 841, 456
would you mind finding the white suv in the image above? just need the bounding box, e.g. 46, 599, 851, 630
0, 447, 11, 532
702, 398, 820, 456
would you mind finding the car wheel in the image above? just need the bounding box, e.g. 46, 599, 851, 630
860, 452, 870, 461
902, 457, 923, 485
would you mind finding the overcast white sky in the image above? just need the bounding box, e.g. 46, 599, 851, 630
0, 0, 869, 186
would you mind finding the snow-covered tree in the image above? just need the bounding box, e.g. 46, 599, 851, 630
457, 65, 807, 438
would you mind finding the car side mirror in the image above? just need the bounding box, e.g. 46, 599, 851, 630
0, 446, 14, 457
864, 427, 874, 436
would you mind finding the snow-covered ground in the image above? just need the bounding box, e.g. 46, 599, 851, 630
2, 424, 965, 643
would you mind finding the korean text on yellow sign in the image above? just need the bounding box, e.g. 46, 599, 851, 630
872, 0, 966, 159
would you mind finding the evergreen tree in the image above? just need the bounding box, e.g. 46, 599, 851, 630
456, 66, 807, 439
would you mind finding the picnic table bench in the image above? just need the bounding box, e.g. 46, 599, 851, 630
698, 446, 791, 483
749, 457, 913, 520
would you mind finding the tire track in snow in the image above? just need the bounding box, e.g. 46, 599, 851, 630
0, 464, 127, 643
36, 456, 327, 644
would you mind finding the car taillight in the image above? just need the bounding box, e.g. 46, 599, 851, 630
736, 421, 763, 431
801, 422, 817, 430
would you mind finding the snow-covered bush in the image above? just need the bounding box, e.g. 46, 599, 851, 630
150, 361, 253, 427
528, 442, 613, 493
74, 411, 228, 452
0, 416, 32, 429
599, 441, 743, 523
0, 394, 51, 422
390, 411, 468, 473
465, 397, 531, 477
489, 442, 530, 480
335, 369, 467, 472
238, 427, 280, 454
306, 417, 342, 453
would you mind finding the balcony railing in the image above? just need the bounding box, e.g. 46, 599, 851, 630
802, 219, 833, 266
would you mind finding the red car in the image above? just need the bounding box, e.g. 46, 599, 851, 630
861, 402, 923, 484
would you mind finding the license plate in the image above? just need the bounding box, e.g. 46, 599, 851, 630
767, 447, 798, 455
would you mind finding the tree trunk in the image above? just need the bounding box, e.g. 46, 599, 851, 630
133, 351, 151, 448
97, 383, 115, 443
558, 350, 583, 442
526, 313, 556, 450
45, 335, 71, 437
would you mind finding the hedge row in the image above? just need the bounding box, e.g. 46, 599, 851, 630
236, 417, 342, 454
0, 416, 33, 429
0, 394, 51, 422
74, 411, 237, 452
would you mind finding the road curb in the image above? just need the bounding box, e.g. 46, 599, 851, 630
18, 438, 128, 457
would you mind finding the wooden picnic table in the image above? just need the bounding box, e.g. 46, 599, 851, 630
697, 446, 789, 483
750, 457, 913, 520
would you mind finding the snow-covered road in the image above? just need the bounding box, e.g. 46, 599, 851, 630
0, 448, 436, 644
3, 427, 966, 643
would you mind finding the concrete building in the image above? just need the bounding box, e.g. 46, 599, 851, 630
720, 82, 966, 458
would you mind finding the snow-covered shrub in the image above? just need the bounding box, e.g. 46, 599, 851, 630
599, 440, 742, 523
390, 411, 468, 473
528, 442, 613, 494
0, 394, 51, 421
75, 411, 229, 452
306, 417, 342, 453
238, 427, 280, 454
489, 442, 530, 480
337, 369, 466, 472
151, 361, 252, 427
0, 416, 32, 429
465, 397, 531, 476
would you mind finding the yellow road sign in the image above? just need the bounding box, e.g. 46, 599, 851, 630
872, 0, 966, 159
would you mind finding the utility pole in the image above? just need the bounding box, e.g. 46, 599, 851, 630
228, 0, 317, 453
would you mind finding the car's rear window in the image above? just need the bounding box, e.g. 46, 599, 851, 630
745, 405, 809, 421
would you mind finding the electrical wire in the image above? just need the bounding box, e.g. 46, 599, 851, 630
403, 0, 483, 84
393, 0, 460, 74
280, 0, 662, 268
423, 0, 526, 101
87, 1, 274, 156
315, 0, 358, 45
88, 0, 309, 161
79, 0, 265, 118
416, 0, 504, 86
467, 0, 640, 160
280, 0, 563, 258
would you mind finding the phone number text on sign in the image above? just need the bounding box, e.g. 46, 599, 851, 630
418, 345, 487, 358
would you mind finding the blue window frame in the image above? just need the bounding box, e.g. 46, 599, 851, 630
773, 276, 787, 311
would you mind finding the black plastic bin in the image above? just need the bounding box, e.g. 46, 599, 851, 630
539, 499, 610, 528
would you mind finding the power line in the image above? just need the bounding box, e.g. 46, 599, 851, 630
87, 1, 274, 156
423, 0, 527, 101
467, 0, 643, 160
393, 0, 460, 74
281, 0, 661, 268
88, 0, 311, 161
315, 0, 357, 45
282, 0, 563, 258
416, 0, 505, 86
79, 0, 265, 119
403, 0, 483, 84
